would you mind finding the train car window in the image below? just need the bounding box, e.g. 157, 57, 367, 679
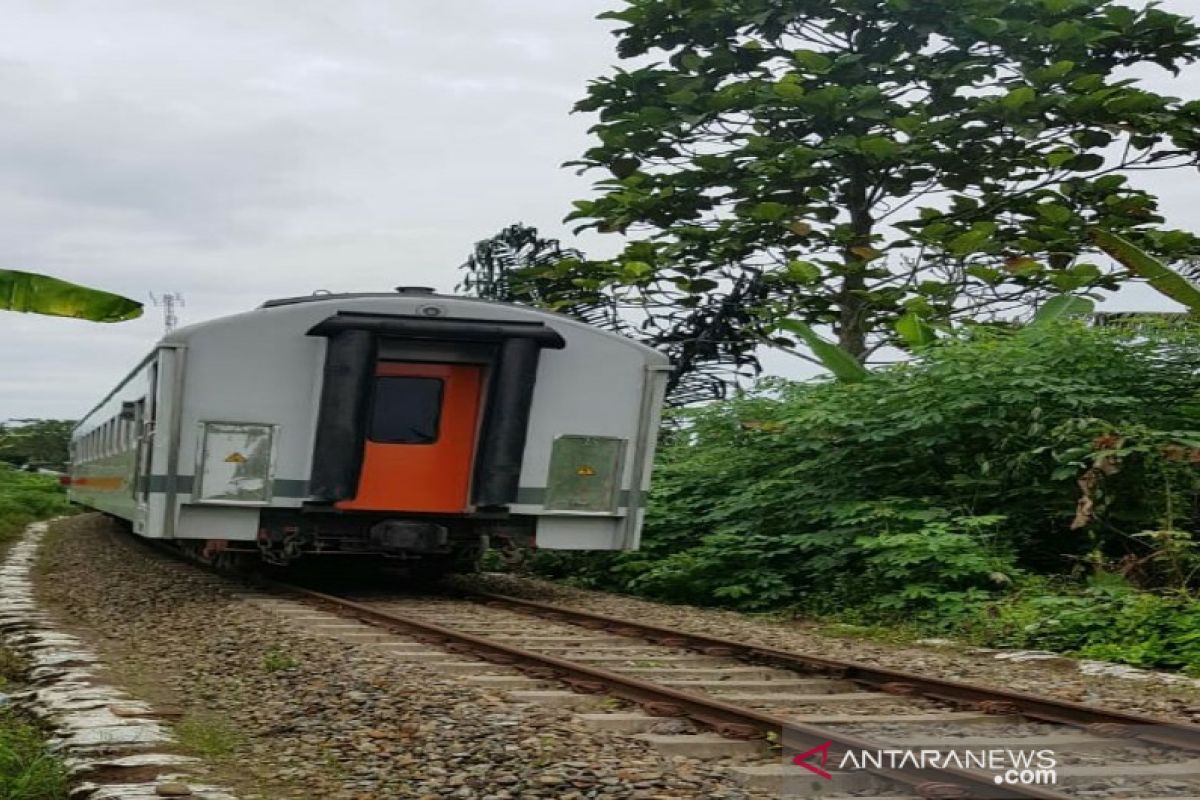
369, 376, 444, 444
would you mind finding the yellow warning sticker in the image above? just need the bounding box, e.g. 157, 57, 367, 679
576, 465, 596, 477
225, 452, 247, 464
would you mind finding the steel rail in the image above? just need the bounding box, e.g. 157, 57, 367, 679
472, 591, 1200, 753
273, 580, 1072, 800
115, 530, 1173, 798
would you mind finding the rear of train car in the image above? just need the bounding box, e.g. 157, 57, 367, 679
67, 289, 670, 567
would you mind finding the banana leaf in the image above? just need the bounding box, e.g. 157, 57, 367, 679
0, 270, 143, 322
1092, 230, 1200, 313
778, 320, 869, 383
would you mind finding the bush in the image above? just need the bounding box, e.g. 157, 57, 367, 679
537, 322, 1200, 657
978, 576, 1200, 674
0, 470, 70, 542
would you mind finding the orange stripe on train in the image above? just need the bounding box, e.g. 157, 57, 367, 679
69, 476, 126, 491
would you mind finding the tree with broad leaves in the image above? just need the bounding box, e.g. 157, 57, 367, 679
0, 419, 75, 470
566, 0, 1200, 363
458, 223, 763, 404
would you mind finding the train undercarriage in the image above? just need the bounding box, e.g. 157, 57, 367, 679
178, 507, 536, 575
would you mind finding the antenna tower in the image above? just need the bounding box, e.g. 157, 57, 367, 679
149, 292, 186, 333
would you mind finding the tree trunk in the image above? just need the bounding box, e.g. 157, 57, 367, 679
837, 174, 874, 363
837, 278, 868, 360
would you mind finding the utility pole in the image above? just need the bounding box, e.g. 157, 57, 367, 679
149, 292, 185, 334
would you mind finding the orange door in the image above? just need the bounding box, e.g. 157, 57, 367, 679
338, 362, 482, 513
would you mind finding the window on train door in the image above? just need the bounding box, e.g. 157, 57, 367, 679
368, 376, 444, 445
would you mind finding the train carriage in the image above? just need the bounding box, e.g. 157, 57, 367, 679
68, 288, 670, 568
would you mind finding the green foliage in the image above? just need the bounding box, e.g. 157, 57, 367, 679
1030, 295, 1096, 326
980, 578, 1200, 674
1093, 229, 1200, 312
0, 270, 141, 322
777, 320, 868, 382
787, 292, 1098, 379
458, 222, 767, 405
0, 470, 70, 543
541, 323, 1200, 646
894, 311, 938, 349
567, 0, 1200, 359
457, 223, 599, 319
0, 422, 74, 472
0, 711, 69, 800
602, 500, 1011, 621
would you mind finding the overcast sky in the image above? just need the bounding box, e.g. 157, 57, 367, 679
1, 0, 1196, 420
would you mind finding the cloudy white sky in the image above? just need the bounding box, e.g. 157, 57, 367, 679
0, 0, 1197, 420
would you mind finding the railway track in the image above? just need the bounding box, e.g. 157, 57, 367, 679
249, 578, 1200, 800
119, 530, 1200, 799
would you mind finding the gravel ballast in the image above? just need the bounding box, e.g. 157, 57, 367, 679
35, 513, 1200, 798
34, 515, 787, 800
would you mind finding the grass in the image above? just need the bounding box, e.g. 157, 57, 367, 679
0, 711, 70, 800
174, 713, 245, 762
0, 469, 70, 543
261, 648, 298, 673
0, 470, 74, 799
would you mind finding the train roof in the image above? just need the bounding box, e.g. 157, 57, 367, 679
76, 290, 669, 429
158, 290, 668, 363
257, 287, 442, 308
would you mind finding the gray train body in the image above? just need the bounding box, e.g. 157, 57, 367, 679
68, 290, 669, 566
